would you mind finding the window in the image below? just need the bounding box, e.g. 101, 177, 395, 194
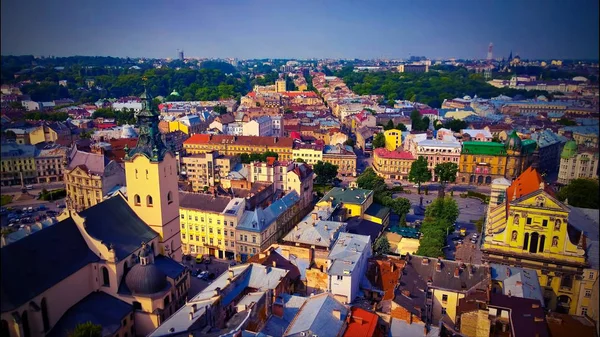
181, 214, 184, 219
337, 275, 343, 281
442, 294, 448, 303
122, 318, 127, 327
527, 218, 532, 225
217, 229, 221, 235
167, 191, 173, 204
195, 216, 198, 221
182, 234, 186, 239
590, 272, 595, 280
585, 290, 592, 298
102, 267, 110, 286
542, 220, 548, 227
581, 307, 588, 316
441, 307, 447, 315
560, 275, 573, 289
145, 169, 149, 179
147, 195, 153, 207
209, 228, 213, 234
134, 194, 141, 206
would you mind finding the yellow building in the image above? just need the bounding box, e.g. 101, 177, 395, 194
317, 187, 374, 218
28, 125, 59, 145
178, 193, 245, 260
459, 133, 537, 185
183, 134, 294, 161
384, 129, 402, 151
292, 143, 323, 165
123, 89, 182, 261
372, 148, 415, 180
275, 78, 286, 93
482, 167, 595, 315
64, 149, 126, 212
322, 145, 357, 177
0, 143, 37, 186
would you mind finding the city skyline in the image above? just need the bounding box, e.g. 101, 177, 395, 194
1, 0, 599, 60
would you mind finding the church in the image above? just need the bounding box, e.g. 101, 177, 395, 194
1, 88, 188, 337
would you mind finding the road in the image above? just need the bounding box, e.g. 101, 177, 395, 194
181, 257, 233, 297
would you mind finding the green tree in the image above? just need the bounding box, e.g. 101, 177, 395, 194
213, 105, 228, 115
408, 156, 432, 194
68, 322, 102, 337
396, 123, 407, 131
557, 117, 577, 126
374, 235, 391, 255
384, 119, 395, 131
399, 213, 407, 227
296, 158, 305, 163
434, 162, 459, 198
557, 179, 599, 209
425, 197, 460, 227
260, 151, 279, 161
443, 119, 468, 132
284, 108, 294, 114
356, 168, 386, 193
372, 133, 386, 149
344, 138, 355, 147
387, 197, 411, 216
313, 161, 339, 185
3, 130, 17, 140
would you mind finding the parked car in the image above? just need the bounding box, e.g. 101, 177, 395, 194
470, 238, 477, 244
472, 233, 478, 239
204, 255, 211, 264
195, 255, 204, 264
25, 185, 33, 190
198, 271, 209, 280
37, 205, 47, 211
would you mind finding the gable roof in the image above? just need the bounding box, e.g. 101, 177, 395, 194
343, 307, 379, 337
67, 150, 110, 174
78, 194, 158, 260
506, 167, 547, 205
1, 218, 99, 312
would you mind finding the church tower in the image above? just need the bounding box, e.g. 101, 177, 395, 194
124, 84, 181, 260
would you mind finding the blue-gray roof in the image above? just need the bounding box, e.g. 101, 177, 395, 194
261, 294, 308, 337
328, 233, 371, 276
284, 293, 348, 337
568, 206, 599, 270
529, 129, 567, 148
1, 218, 99, 312
47, 291, 132, 337
237, 191, 300, 233
154, 255, 186, 279
489, 264, 544, 304
560, 125, 599, 135
79, 194, 158, 260
0, 142, 36, 158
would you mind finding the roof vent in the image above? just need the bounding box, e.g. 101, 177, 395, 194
422, 258, 429, 265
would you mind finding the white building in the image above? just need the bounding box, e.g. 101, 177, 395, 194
415, 139, 462, 181
243, 115, 273, 137
112, 98, 144, 112
326, 232, 372, 304
271, 115, 283, 137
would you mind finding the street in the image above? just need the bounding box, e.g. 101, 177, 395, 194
181, 257, 232, 297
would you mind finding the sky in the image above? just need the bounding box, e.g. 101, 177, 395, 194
1, 0, 599, 60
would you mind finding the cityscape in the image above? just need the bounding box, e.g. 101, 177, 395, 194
0, 1, 599, 337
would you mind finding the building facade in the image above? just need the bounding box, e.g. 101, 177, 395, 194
34, 145, 67, 183
322, 145, 357, 177
183, 134, 294, 161
384, 129, 402, 151
414, 139, 461, 181
372, 148, 415, 180
181, 151, 239, 191
0, 143, 37, 186
557, 141, 599, 185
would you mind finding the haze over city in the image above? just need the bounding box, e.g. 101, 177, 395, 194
1, 0, 599, 60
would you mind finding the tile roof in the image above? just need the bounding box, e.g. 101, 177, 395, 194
78, 194, 158, 260
47, 291, 132, 337
320, 187, 373, 207
489, 264, 544, 304
284, 293, 348, 337
261, 294, 308, 336
389, 318, 440, 337
0, 142, 36, 158
67, 150, 110, 175
0, 217, 99, 312
364, 257, 405, 301
178, 192, 234, 213
184, 134, 295, 148
373, 148, 415, 160
346, 218, 384, 243
546, 312, 597, 337
505, 167, 546, 205
489, 293, 548, 337
343, 307, 380, 337
568, 206, 599, 270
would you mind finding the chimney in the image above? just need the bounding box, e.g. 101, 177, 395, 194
402, 290, 411, 297
189, 311, 194, 321
506, 268, 511, 277
311, 213, 318, 220
391, 263, 395, 272
332, 309, 342, 320
454, 267, 460, 278
435, 261, 442, 272
191, 304, 197, 313
272, 300, 284, 318
228, 269, 234, 279
272, 261, 277, 268
422, 258, 429, 265
324, 224, 328, 231
265, 266, 270, 274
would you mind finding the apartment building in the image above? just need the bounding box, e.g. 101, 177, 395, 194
415, 139, 462, 181
292, 143, 323, 165
322, 144, 357, 177
178, 193, 245, 260
181, 151, 239, 191
326, 233, 372, 304
236, 191, 301, 262
183, 134, 295, 161
373, 148, 415, 180
243, 115, 274, 136
34, 144, 67, 183
112, 97, 144, 112
64, 149, 126, 212
557, 141, 599, 185
0, 143, 37, 186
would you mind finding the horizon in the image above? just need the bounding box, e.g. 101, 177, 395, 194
1, 0, 599, 60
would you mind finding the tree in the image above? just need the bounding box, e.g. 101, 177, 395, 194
396, 123, 407, 131
557, 117, 577, 126
68, 322, 102, 337
408, 156, 432, 194
3, 130, 17, 140
296, 158, 305, 163
399, 213, 407, 227
284, 108, 294, 114
313, 161, 339, 185
387, 197, 411, 216
372, 133, 386, 148
344, 138, 355, 147
79, 130, 93, 140
374, 235, 391, 255
557, 179, 599, 209
425, 197, 460, 227
443, 119, 468, 132
384, 120, 395, 131
434, 162, 458, 198
213, 105, 228, 115
356, 168, 386, 193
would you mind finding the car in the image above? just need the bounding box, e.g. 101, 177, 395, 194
0, 207, 7, 215
451, 236, 460, 241
184, 255, 192, 261
191, 269, 200, 277
25, 185, 33, 190
46, 210, 57, 216
198, 271, 209, 280
37, 205, 47, 211
204, 255, 211, 264
27, 207, 33, 212
470, 239, 477, 244
393, 182, 402, 186
472, 233, 478, 239
57, 204, 66, 208
457, 240, 464, 245
195, 255, 204, 264
208, 273, 216, 280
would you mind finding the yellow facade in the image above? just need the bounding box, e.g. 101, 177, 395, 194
432, 289, 465, 324
168, 120, 190, 135
292, 147, 323, 165
29, 125, 59, 145
372, 148, 414, 180
483, 182, 588, 314
275, 79, 286, 93
0, 144, 36, 186
184, 140, 294, 161
124, 152, 182, 260
65, 167, 105, 211
384, 129, 402, 151
180, 207, 227, 257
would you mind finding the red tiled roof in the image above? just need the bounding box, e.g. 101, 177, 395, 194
366, 257, 405, 300
184, 134, 294, 148
506, 167, 545, 204
282, 91, 318, 98
343, 307, 380, 337
373, 148, 415, 160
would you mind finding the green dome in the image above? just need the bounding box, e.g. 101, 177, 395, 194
561, 140, 578, 159
170, 90, 180, 96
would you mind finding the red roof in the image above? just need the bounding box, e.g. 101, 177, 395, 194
343, 307, 380, 337
281, 91, 318, 98
506, 167, 544, 204
374, 148, 415, 160
184, 134, 294, 148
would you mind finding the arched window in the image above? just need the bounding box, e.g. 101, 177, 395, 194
147, 195, 153, 207
167, 191, 173, 204
146, 169, 149, 179
135, 169, 138, 179
134, 194, 141, 206
21, 311, 30, 337
41, 298, 50, 332
2, 320, 9, 337
102, 267, 110, 286
529, 232, 539, 254
523, 233, 529, 250
539, 235, 546, 253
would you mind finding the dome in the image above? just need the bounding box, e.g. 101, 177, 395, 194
170, 90, 180, 96
572, 76, 588, 82
561, 140, 578, 159
506, 131, 522, 150
120, 125, 138, 138
463, 95, 472, 100
537, 95, 548, 101
125, 264, 168, 295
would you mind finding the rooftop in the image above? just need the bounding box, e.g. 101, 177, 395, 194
261, 294, 308, 337
283, 293, 348, 337
327, 233, 371, 276
568, 206, 599, 270
178, 192, 233, 213
320, 187, 373, 207
546, 312, 597, 337
373, 148, 415, 160
489, 264, 544, 304
343, 307, 380, 337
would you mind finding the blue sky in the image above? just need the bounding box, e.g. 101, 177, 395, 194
2, 0, 598, 60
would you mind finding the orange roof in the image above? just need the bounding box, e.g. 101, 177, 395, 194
506, 167, 544, 204
184, 134, 294, 148
343, 307, 380, 337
